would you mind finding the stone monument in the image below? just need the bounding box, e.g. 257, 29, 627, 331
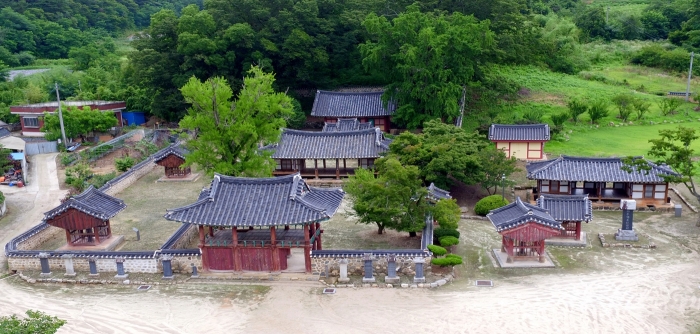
362, 253, 375, 283
413, 257, 426, 283
615, 199, 639, 241
88, 257, 99, 277
338, 259, 350, 283
38, 252, 51, 277
161, 254, 174, 280
61, 254, 76, 277
385, 254, 400, 284
114, 257, 129, 279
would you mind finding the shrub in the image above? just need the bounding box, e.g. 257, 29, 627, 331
59, 153, 77, 166
89, 172, 116, 189
434, 227, 460, 240
549, 112, 568, 134
567, 98, 588, 124
657, 98, 682, 116
587, 99, 609, 124
431, 254, 463, 267
611, 94, 634, 122
0, 310, 66, 334
115, 156, 135, 172
474, 195, 509, 216
633, 99, 651, 120
65, 163, 92, 192
439, 236, 459, 247
428, 244, 447, 256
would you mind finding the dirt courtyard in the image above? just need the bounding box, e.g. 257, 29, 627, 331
1, 155, 699, 333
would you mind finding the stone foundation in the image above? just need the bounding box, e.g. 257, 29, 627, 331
8, 254, 202, 275
311, 255, 430, 277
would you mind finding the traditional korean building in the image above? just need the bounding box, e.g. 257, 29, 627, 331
527, 155, 679, 208
488, 124, 550, 161
10, 100, 125, 137
487, 197, 563, 263
153, 144, 191, 178
43, 186, 126, 247
267, 127, 391, 179
427, 182, 452, 202
322, 118, 372, 132
311, 91, 395, 132
164, 173, 344, 272
536, 194, 592, 241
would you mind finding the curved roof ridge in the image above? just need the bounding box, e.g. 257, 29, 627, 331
282, 128, 379, 136
316, 90, 385, 96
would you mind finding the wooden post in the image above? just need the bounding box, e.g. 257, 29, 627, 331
209, 226, 214, 237
284, 225, 289, 230
65, 229, 73, 246
501, 236, 506, 252
304, 223, 311, 273
335, 158, 340, 179
314, 159, 318, 179
309, 223, 316, 250
315, 222, 322, 250
198, 225, 209, 271
597, 182, 602, 201
198, 225, 205, 248
539, 241, 546, 263
94, 227, 100, 245
575, 222, 582, 241
232, 228, 242, 272
270, 226, 280, 272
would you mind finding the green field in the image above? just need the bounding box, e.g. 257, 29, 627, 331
546, 122, 700, 157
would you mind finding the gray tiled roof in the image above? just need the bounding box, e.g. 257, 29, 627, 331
427, 183, 452, 201
537, 194, 592, 222
43, 186, 126, 222
153, 143, 189, 162
269, 128, 391, 159
164, 173, 344, 227
311, 90, 396, 117
0, 128, 10, 139
322, 118, 372, 132
488, 124, 550, 141
526, 155, 679, 183
487, 197, 562, 232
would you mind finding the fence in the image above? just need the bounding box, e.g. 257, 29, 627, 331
25, 141, 58, 155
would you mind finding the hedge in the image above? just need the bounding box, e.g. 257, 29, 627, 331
474, 195, 509, 216
439, 236, 459, 247
427, 244, 447, 256
431, 254, 463, 267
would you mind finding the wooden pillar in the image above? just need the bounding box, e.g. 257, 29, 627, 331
506, 238, 514, 263
304, 223, 312, 273
575, 222, 582, 241
284, 225, 289, 230
315, 222, 322, 250
65, 229, 73, 246
232, 228, 242, 272
539, 241, 546, 263
94, 227, 100, 245
323, 159, 326, 169
314, 159, 318, 179
270, 226, 280, 272
106, 220, 112, 238
198, 225, 209, 271
597, 182, 602, 201
501, 236, 506, 252
309, 223, 316, 250
335, 158, 340, 179
209, 226, 214, 237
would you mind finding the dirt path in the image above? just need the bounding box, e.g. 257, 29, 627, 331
0, 153, 66, 273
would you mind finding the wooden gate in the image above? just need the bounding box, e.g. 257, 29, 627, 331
239, 248, 289, 271
204, 247, 234, 271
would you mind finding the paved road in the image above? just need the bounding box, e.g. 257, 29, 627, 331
0, 153, 65, 273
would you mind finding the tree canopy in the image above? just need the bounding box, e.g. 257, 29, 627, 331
41, 106, 118, 141
179, 66, 293, 177
360, 5, 495, 129
0, 310, 65, 334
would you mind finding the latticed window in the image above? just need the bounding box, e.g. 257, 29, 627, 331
24, 117, 39, 127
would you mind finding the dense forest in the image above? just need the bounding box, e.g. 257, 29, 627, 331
0, 0, 699, 128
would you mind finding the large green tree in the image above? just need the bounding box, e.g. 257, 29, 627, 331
344, 157, 428, 235
475, 146, 519, 195
41, 106, 118, 141
179, 66, 293, 176
360, 5, 495, 128
386, 119, 488, 188
623, 127, 700, 205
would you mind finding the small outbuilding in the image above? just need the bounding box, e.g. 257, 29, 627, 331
488, 124, 550, 161
488, 197, 563, 263
536, 194, 592, 241
153, 144, 191, 178
43, 186, 126, 247
164, 173, 344, 273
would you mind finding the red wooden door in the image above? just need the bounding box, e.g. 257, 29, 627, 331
240, 248, 273, 271
204, 247, 234, 271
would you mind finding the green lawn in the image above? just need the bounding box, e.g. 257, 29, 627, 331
546, 122, 700, 157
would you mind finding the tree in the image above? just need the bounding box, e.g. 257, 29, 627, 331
41, 106, 117, 142
567, 98, 588, 123
550, 112, 569, 134
611, 94, 635, 122
387, 119, 488, 188
179, 66, 293, 176
588, 99, 609, 124
475, 147, 519, 195
0, 145, 14, 174
0, 310, 66, 334
623, 127, 700, 204
430, 199, 461, 230
360, 5, 495, 129
657, 98, 683, 116
633, 99, 651, 120
344, 157, 428, 235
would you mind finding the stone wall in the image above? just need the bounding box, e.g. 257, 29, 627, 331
311, 255, 431, 277
15, 226, 62, 251
170, 225, 198, 249
8, 254, 202, 274
102, 161, 157, 196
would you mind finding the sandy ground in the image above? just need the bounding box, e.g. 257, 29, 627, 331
1, 155, 699, 333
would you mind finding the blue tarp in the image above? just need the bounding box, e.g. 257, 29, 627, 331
123, 112, 146, 126
10, 152, 24, 161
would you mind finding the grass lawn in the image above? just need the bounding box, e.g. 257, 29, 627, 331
546, 122, 700, 157
106, 167, 209, 251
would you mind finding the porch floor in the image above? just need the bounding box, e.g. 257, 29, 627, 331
491, 249, 556, 268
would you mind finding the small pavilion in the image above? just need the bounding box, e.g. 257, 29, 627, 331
164, 173, 344, 273
43, 186, 126, 247
153, 144, 191, 178
487, 197, 563, 263
537, 194, 592, 241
